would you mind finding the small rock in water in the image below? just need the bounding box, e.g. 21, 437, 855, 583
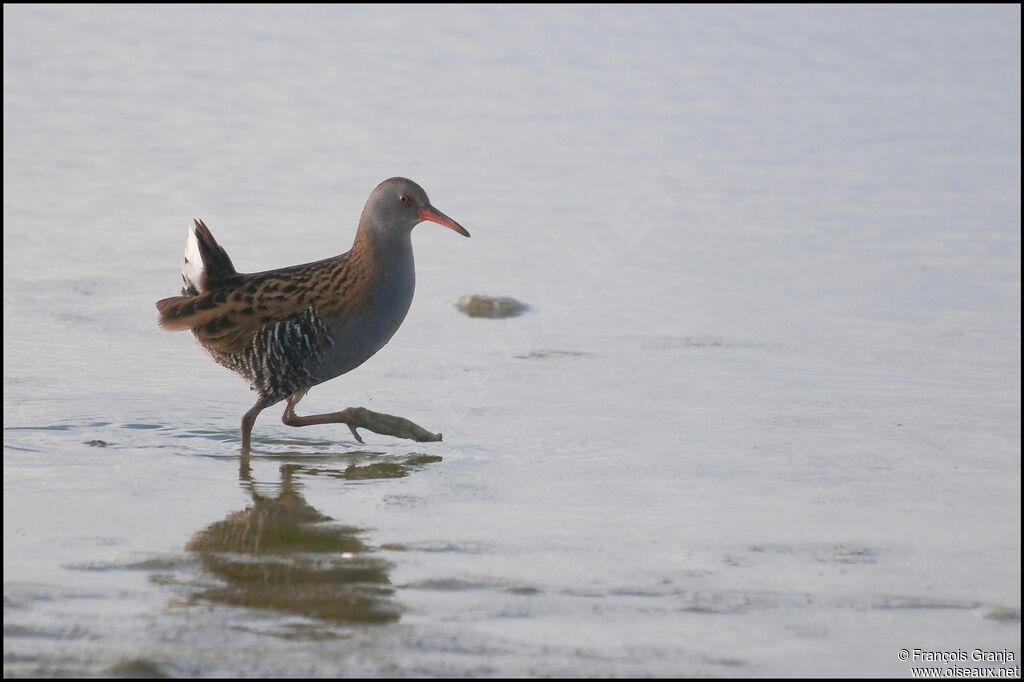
984, 605, 1021, 621
107, 657, 168, 678
455, 295, 529, 319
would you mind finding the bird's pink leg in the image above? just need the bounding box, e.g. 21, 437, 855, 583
281, 392, 441, 444
241, 397, 272, 457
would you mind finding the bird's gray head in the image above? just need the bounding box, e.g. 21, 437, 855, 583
360, 177, 470, 238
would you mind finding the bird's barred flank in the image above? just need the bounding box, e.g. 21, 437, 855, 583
204, 307, 334, 403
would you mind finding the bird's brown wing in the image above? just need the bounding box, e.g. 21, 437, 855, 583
156, 256, 350, 355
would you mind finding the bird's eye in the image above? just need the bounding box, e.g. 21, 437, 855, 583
399, 194, 410, 205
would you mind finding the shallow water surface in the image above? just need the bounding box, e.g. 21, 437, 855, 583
4, 4, 1021, 677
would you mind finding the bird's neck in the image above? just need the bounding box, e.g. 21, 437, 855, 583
354, 218, 413, 261
349, 222, 416, 298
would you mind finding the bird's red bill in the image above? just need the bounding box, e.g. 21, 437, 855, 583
419, 206, 470, 237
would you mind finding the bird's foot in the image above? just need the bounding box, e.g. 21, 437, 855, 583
338, 407, 442, 443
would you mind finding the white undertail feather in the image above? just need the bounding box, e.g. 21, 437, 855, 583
181, 220, 205, 294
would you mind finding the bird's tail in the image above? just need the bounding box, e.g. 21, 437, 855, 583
182, 218, 237, 294
155, 219, 238, 330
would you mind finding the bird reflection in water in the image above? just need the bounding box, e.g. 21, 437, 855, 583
186, 453, 439, 623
